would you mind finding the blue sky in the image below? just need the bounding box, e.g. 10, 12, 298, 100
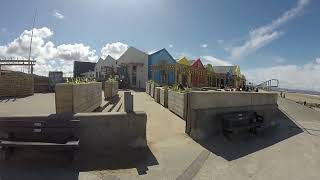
0, 0, 320, 91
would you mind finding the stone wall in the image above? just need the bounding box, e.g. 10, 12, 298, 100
55, 82, 102, 113
0, 71, 34, 97
168, 90, 187, 120
186, 91, 279, 140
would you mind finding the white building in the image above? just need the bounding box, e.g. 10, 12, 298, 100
80, 70, 95, 78
117, 47, 148, 89
95, 55, 117, 80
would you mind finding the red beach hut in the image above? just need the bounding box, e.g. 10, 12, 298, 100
190, 58, 206, 87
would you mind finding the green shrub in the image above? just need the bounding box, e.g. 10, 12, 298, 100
66, 77, 96, 84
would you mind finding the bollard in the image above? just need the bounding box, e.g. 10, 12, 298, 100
124, 91, 133, 112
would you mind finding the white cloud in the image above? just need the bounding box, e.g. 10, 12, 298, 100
101, 42, 128, 59
228, 0, 310, 60
169, 44, 173, 48
1, 28, 6, 32
0, 27, 98, 76
243, 58, 320, 91
53, 10, 64, 19
200, 44, 208, 48
201, 55, 232, 66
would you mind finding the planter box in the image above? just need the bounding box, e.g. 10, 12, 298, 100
168, 90, 188, 120
146, 82, 151, 95
160, 88, 168, 107
55, 82, 102, 113
154, 87, 161, 103
104, 81, 119, 99
150, 83, 156, 98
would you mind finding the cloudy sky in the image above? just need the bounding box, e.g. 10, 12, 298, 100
0, 0, 319, 91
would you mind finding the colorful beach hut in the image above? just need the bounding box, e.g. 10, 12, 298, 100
190, 58, 206, 87
149, 48, 176, 85
176, 57, 191, 86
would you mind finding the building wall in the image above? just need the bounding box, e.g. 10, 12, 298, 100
73, 61, 96, 77
95, 56, 117, 80
117, 47, 148, 89
149, 49, 176, 85
0, 71, 34, 97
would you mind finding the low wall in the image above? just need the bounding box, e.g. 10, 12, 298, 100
186, 91, 279, 140
160, 88, 168, 107
0, 111, 147, 153
154, 87, 161, 103
55, 82, 102, 113
0, 71, 34, 97
75, 112, 147, 153
146, 82, 150, 95
168, 90, 187, 120
150, 83, 156, 97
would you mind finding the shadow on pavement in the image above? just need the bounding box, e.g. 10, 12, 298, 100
197, 111, 303, 161
0, 147, 158, 179
94, 95, 121, 112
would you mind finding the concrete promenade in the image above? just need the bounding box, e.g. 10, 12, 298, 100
0, 91, 320, 179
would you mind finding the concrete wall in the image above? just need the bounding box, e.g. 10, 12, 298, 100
55, 82, 102, 113
0, 71, 34, 97
186, 91, 279, 140
168, 90, 187, 120
160, 88, 168, 107
75, 112, 147, 153
0, 111, 147, 153
154, 87, 161, 103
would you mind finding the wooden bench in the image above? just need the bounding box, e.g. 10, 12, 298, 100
220, 111, 264, 137
0, 119, 80, 161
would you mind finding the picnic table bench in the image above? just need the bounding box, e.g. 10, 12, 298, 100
220, 111, 264, 137
0, 119, 80, 161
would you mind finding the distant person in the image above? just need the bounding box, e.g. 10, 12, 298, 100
280, 92, 283, 98
304, 101, 307, 106
283, 93, 285, 98
255, 87, 259, 92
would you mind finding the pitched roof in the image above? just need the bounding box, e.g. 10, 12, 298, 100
149, 48, 175, 60
177, 57, 190, 65
190, 58, 204, 68
212, 66, 240, 75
